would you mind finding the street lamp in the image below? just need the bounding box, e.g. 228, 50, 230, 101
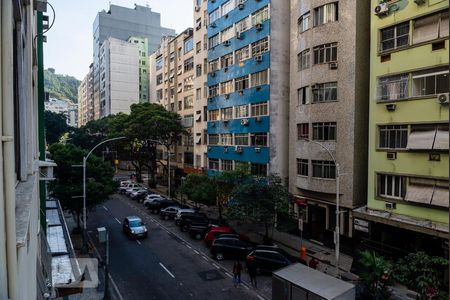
147, 139, 171, 199
308, 140, 341, 278
81, 136, 126, 254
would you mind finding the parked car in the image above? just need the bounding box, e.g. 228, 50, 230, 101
188, 219, 228, 240
147, 199, 179, 214
129, 188, 148, 199
159, 206, 182, 220
125, 186, 145, 197
130, 189, 151, 202
176, 212, 206, 228
143, 196, 164, 208
204, 226, 235, 247
210, 237, 254, 261
118, 183, 140, 194
119, 180, 132, 187
245, 245, 295, 274
174, 209, 197, 225
122, 216, 148, 239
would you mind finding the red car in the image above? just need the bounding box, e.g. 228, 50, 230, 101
204, 226, 235, 247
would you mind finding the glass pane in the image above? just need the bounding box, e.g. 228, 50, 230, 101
436, 73, 449, 94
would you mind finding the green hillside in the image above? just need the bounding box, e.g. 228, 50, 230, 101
44, 68, 80, 103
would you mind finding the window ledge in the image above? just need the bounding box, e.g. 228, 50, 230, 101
15, 173, 38, 248
378, 37, 449, 57
376, 95, 444, 104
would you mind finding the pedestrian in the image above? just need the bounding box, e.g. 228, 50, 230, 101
247, 264, 257, 288
232, 261, 243, 287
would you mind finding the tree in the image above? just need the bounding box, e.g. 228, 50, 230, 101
358, 250, 392, 300
179, 174, 216, 207
227, 174, 292, 242
44, 69, 80, 102
48, 143, 116, 230
392, 252, 448, 299
44, 111, 69, 145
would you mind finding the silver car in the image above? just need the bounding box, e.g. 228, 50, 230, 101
122, 216, 148, 239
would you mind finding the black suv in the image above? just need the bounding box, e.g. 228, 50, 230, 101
147, 199, 178, 214
210, 237, 254, 260
187, 218, 226, 240
178, 214, 209, 232
245, 245, 294, 273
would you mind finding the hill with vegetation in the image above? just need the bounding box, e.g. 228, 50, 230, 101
44, 68, 80, 103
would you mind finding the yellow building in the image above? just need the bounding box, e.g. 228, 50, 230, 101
354, 0, 449, 256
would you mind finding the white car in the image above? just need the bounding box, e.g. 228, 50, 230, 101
143, 195, 164, 207
125, 187, 144, 196
118, 183, 140, 194
120, 180, 132, 187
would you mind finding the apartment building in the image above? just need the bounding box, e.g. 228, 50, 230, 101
45, 98, 78, 127
98, 37, 140, 116
193, 0, 209, 172
127, 36, 150, 102
206, 0, 290, 179
289, 0, 370, 245
77, 64, 94, 127
354, 0, 449, 257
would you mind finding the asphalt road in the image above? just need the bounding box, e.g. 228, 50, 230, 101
87, 194, 264, 300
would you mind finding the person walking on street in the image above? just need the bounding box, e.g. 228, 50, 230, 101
233, 261, 243, 287
247, 264, 257, 288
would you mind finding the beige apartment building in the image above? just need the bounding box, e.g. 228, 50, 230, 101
150, 29, 196, 177
77, 63, 94, 127
289, 0, 370, 245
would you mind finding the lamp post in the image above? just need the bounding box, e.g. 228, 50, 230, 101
309, 140, 341, 278
81, 137, 126, 254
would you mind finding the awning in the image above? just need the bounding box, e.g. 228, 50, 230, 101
177, 87, 183, 93
431, 187, 449, 208
433, 129, 449, 150
195, 114, 202, 121
404, 184, 433, 204
195, 135, 202, 144
407, 129, 436, 150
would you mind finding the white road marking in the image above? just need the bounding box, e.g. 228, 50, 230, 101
186, 245, 192, 249
102, 205, 109, 211
225, 273, 233, 278
243, 285, 249, 290
213, 263, 220, 269
114, 217, 121, 224
202, 256, 209, 261
193, 250, 200, 255
136, 240, 142, 245
159, 262, 175, 278
257, 295, 265, 300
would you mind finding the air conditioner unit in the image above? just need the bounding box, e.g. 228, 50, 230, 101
238, 3, 245, 10
374, 3, 389, 16
236, 32, 243, 39
328, 61, 338, 70
235, 146, 243, 153
255, 116, 261, 123
414, 0, 426, 5
437, 93, 449, 105
223, 120, 229, 126
210, 22, 217, 28
255, 147, 261, 153
195, 6, 200, 12
210, 121, 216, 127
311, 84, 319, 90
225, 94, 230, 99
385, 202, 396, 210
239, 90, 244, 95
385, 104, 397, 111
387, 152, 397, 160
210, 72, 216, 77
240, 118, 249, 126
224, 146, 228, 153
255, 55, 262, 62
255, 23, 263, 31
38, 160, 57, 181
224, 67, 229, 72
224, 40, 231, 46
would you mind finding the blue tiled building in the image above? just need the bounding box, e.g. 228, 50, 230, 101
206, 0, 290, 179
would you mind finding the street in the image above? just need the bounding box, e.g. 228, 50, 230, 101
87, 194, 266, 300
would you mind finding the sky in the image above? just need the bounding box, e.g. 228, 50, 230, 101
44, 0, 193, 80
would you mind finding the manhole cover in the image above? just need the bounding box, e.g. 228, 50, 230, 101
198, 270, 225, 282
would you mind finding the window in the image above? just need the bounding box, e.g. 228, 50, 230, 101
379, 125, 408, 149
235, 75, 249, 91
380, 22, 409, 52
156, 57, 163, 70
221, 107, 233, 120
196, 64, 202, 77
297, 123, 309, 140
156, 89, 163, 101
298, 12, 310, 33
251, 102, 268, 116
235, 104, 249, 118
377, 74, 409, 101
184, 57, 194, 72
209, 109, 219, 121
196, 41, 201, 53
209, 59, 219, 72
313, 43, 337, 64
209, 8, 220, 24
312, 160, 336, 179
251, 163, 267, 176
209, 158, 220, 170
209, 34, 220, 48
184, 96, 193, 109
181, 115, 194, 127
220, 80, 234, 94
208, 134, 219, 145
312, 122, 336, 141
184, 75, 194, 91
209, 84, 219, 97
235, 46, 250, 62
298, 86, 310, 105
313, 2, 338, 26
250, 133, 268, 146
221, 52, 234, 68
156, 74, 163, 85
377, 174, 405, 199
412, 68, 449, 97
251, 37, 269, 57
236, 17, 250, 33
220, 133, 233, 145
297, 159, 308, 176
312, 82, 337, 102
196, 88, 202, 101
251, 6, 269, 26
184, 152, 194, 166
221, 0, 235, 16
196, 0, 202, 7
221, 159, 233, 171
221, 26, 234, 42
297, 49, 310, 71
235, 133, 249, 145
184, 37, 193, 53
251, 69, 268, 87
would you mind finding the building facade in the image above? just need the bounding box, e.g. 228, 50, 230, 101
289, 0, 370, 245
354, 0, 449, 257
127, 36, 150, 102
45, 98, 78, 127
206, 0, 290, 179
99, 37, 140, 116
